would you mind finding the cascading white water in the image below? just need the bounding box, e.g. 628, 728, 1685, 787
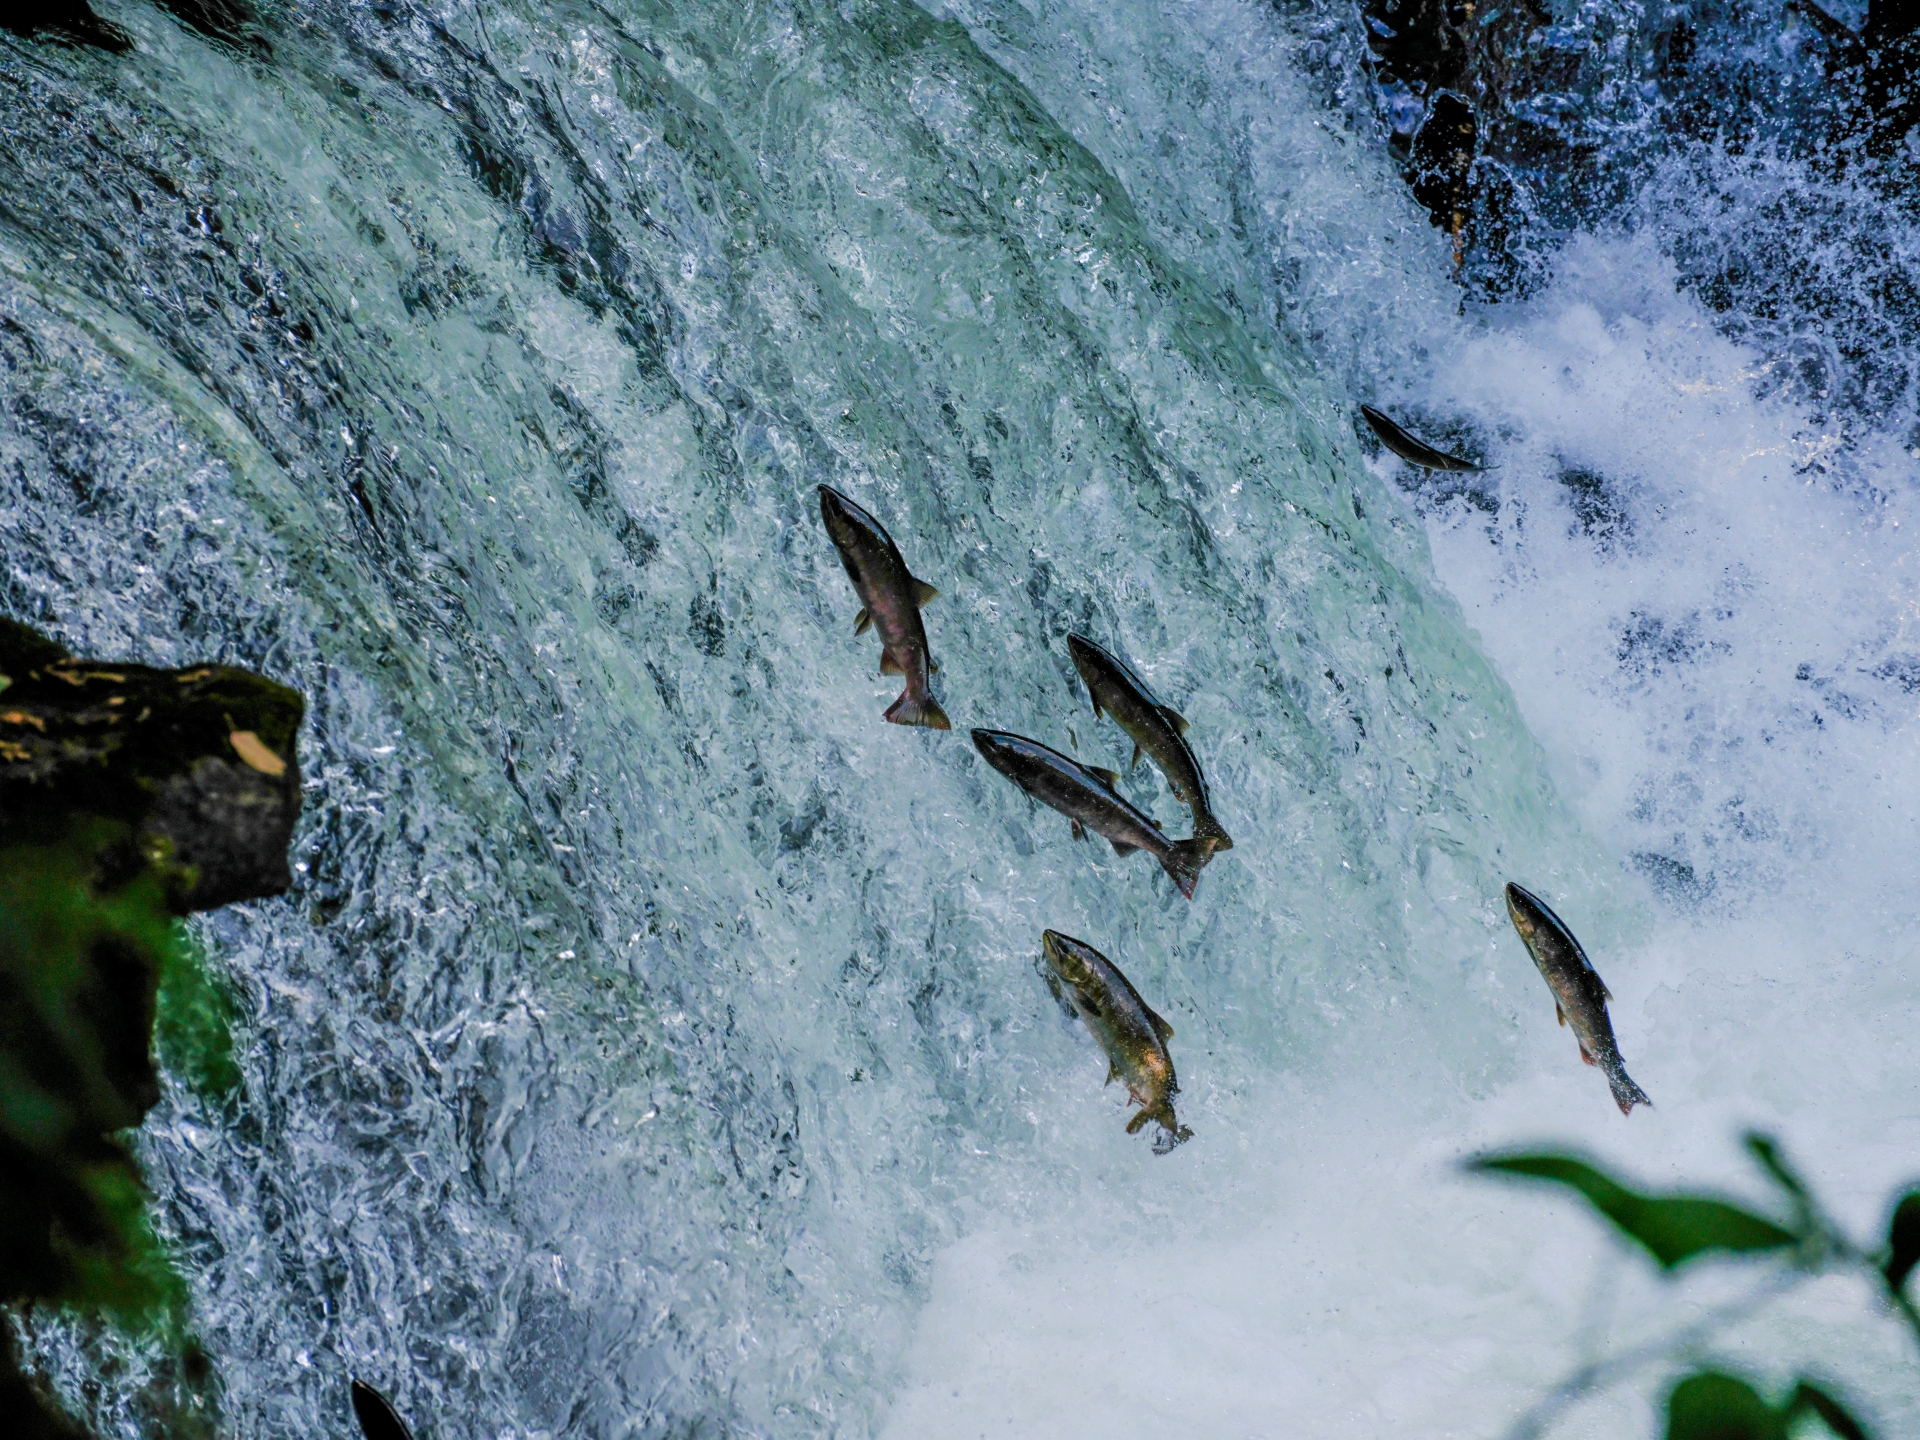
2, 1, 1915, 1437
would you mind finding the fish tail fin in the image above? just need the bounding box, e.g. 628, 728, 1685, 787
1608, 1068, 1651, 1116
884, 690, 951, 730
1193, 813, 1233, 852
1151, 1118, 1195, 1155
1161, 838, 1209, 900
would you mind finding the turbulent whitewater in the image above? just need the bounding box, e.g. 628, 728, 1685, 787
3, 1, 1917, 1437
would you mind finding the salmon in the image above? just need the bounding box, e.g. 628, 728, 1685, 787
972, 729, 1211, 899
818, 486, 950, 729
1067, 634, 1231, 854
1041, 929, 1191, 1150
1505, 882, 1651, 1115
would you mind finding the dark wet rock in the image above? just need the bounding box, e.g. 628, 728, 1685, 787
1793, 0, 1920, 164
154, 0, 270, 56
1, 0, 132, 51
1, 617, 304, 912
1559, 465, 1632, 549
1408, 93, 1477, 249
1359, 0, 1917, 300
1629, 850, 1716, 906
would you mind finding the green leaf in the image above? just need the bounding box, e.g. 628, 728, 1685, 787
1470, 1153, 1799, 1270
1666, 1372, 1786, 1440
1883, 1190, 1920, 1295
1785, 1382, 1873, 1440
1664, 1372, 1874, 1440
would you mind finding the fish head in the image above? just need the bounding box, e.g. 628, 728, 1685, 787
1066, 633, 1105, 681
971, 728, 1026, 777
818, 485, 863, 548
1039, 929, 1098, 989
1505, 882, 1588, 963
1505, 882, 1546, 944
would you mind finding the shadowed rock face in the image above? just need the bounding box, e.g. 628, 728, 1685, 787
1, 618, 304, 912
0, 617, 301, 1439
2, 0, 266, 54
0, 1, 132, 52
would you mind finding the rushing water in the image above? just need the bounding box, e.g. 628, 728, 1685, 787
2, 1, 1916, 1436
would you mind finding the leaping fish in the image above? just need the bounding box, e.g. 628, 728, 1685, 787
971, 729, 1211, 899
1505, 883, 1651, 1116
1361, 404, 1484, 473
818, 486, 950, 730
1041, 929, 1192, 1150
1067, 634, 1231, 855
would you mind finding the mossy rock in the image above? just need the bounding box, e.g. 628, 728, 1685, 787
0, 618, 303, 1435
1, 617, 304, 912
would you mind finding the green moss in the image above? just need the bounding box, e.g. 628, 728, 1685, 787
155, 922, 241, 1105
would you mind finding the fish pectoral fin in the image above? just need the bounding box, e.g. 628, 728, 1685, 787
1161, 705, 1190, 736
1087, 686, 1105, 720
879, 649, 905, 676
1578, 1045, 1597, 1067
1110, 839, 1141, 857
1554, 1002, 1565, 1027
854, 607, 873, 636
1601, 981, 1614, 1003
1088, 765, 1120, 790
1146, 1008, 1174, 1043
1070, 818, 1087, 841
1105, 1061, 1120, 1086
913, 578, 940, 607
1129, 742, 1143, 772
928, 656, 939, 674
1125, 1109, 1153, 1135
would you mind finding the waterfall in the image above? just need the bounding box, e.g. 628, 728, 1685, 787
3, 1, 1915, 1435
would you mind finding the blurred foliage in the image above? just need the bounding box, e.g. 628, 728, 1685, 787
1665, 1373, 1867, 1440
0, 822, 188, 1329
1473, 1133, 1916, 1440
1469, 1153, 1797, 1270
155, 922, 241, 1106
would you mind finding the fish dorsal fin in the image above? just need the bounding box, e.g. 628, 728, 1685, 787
1110, 839, 1140, 857
1160, 705, 1189, 736
913, 578, 939, 607
1088, 765, 1120, 790
854, 607, 873, 636
1600, 979, 1613, 1003
928, 656, 939, 674
1070, 818, 1087, 841
879, 649, 904, 676
1146, 1008, 1174, 1043
1129, 742, 1143, 772
1555, 1002, 1565, 1027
